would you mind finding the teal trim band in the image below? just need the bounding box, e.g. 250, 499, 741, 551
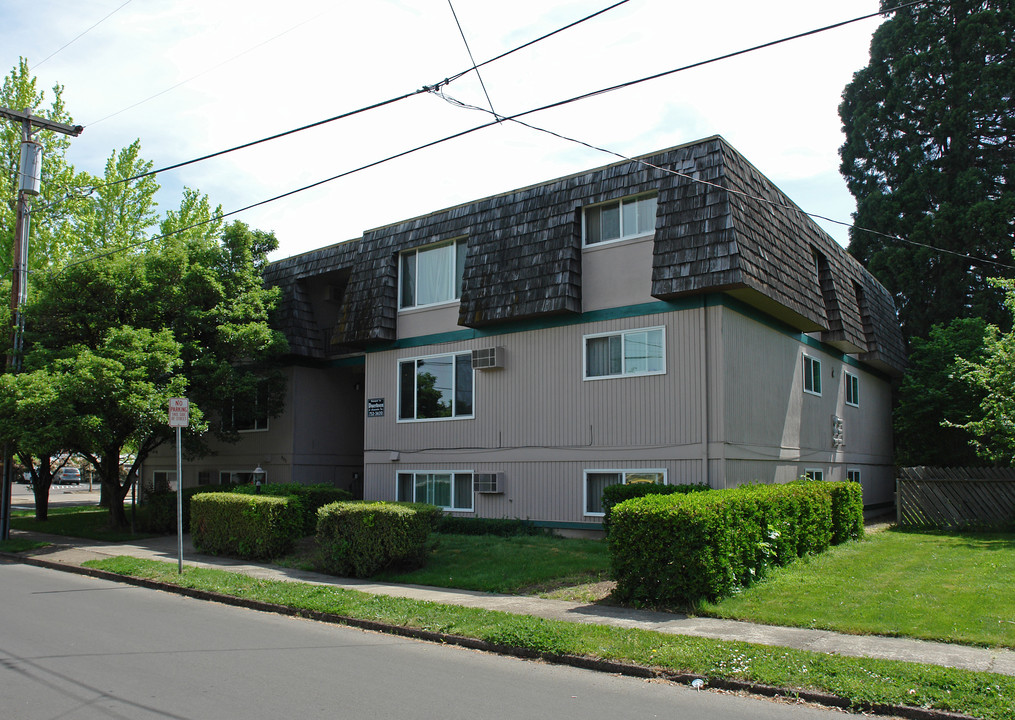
531, 520, 603, 530
368, 297, 704, 352
360, 293, 892, 381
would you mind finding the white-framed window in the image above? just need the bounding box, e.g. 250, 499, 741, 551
847, 468, 862, 484
845, 371, 859, 407
396, 471, 473, 511
583, 469, 666, 516
584, 326, 665, 379
583, 193, 658, 246
398, 351, 474, 421
803, 355, 822, 396
804, 468, 824, 482
399, 237, 468, 309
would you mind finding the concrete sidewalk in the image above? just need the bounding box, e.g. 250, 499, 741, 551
7, 529, 1015, 678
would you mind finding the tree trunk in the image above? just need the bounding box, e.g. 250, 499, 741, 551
98, 450, 131, 528
21, 455, 54, 522
32, 479, 51, 522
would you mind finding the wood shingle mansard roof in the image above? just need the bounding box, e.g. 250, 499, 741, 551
263, 136, 905, 376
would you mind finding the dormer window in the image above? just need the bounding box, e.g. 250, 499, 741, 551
399, 237, 467, 310
583, 193, 657, 246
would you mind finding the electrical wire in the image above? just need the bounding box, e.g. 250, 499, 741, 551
30, 0, 134, 71
446, 0, 498, 120
53, 0, 976, 273
41, 0, 631, 208
435, 87, 1015, 271
84, 7, 334, 126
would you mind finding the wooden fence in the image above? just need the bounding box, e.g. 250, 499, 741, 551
897, 467, 1015, 529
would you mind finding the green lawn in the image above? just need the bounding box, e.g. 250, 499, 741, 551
700, 529, 1015, 649
371, 533, 611, 593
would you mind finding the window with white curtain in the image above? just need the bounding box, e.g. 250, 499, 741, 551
584, 327, 665, 379
399, 237, 468, 309
396, 471, 473, 511
583, 193, 657, 246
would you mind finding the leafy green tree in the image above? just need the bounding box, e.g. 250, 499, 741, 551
21, 221, 287, 526
893, 318, 987, 466
954, 276, 1015, 463
73, 140, 160, 254
839, 0, 1015, 342
0, 369, 78, 520
1, 58, 86, 271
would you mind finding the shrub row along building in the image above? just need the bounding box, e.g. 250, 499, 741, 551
148, 136, 906, 533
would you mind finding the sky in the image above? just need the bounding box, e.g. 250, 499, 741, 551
2, 0, 885, 261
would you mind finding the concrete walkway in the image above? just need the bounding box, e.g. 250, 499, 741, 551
6, 528, 1015, 679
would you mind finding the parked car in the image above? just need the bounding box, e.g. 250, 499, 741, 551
56, 467, 82, 485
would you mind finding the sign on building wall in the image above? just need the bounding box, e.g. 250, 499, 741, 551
367, 397, 385, 417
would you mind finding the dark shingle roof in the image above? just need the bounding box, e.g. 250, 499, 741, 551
265, 136, 905, 374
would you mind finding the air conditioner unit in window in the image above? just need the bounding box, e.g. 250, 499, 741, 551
471, 347, 504, 370
473, 473, 504, 494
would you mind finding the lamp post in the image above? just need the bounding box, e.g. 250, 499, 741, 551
252, 465, 265, 494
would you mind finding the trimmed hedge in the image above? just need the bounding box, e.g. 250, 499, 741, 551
601, 483, 709, 533
140, 483, 354, 536
609, 480, 864, 607
138, 485, 231, 534
228, 483, 354, 536
316, 502, 441, 578
191, 492, 303, 560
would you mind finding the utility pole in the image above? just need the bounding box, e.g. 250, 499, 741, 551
0, 106, 83, 541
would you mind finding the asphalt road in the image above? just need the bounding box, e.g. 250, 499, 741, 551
0, 563, 855, 720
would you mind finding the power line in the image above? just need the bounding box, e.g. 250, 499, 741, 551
53, 0, 961, 272
47, 0, 631, 205
446, 0, 498, 120
444, 0, 631, 85
84, 7, 334, 126
31, 0, 134, 71
437, 89, 1015, 272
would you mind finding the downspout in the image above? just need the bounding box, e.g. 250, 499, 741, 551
700, 300, 710, 488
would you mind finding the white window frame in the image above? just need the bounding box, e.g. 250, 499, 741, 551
396, 471, 474, 512
804, 468, 824, 482
583, 193, 658, 246
845, 371, 859, 407
397, 351, 475, 422
847, 468, 862, 484
398, 237, 468, 310
803, 355, 822, 396
583, 326, 666, 380
583, 469, 667, 517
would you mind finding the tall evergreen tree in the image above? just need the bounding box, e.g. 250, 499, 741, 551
839, 0, 1015, 343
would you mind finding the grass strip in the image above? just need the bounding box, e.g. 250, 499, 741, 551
0, 538, 49, 553
85, 555, 1013, 720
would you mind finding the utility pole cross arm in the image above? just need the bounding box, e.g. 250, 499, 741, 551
0, 106, 84, 136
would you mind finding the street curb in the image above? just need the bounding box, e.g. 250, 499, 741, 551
5, 552, 976, 720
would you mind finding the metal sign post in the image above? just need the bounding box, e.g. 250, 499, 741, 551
168, 398, 189, 573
